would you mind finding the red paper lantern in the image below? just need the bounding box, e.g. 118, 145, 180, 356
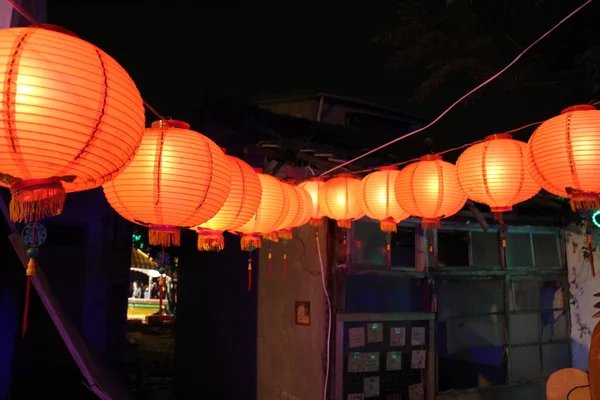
525, 105, 600, 211
456, 134, 540, 213
297, 177, 325, 226
274, 183, 313, 241
318, 174, 363, 229
357, 166, 409, 232
103, 120, 231, 246
0, 26, 145, 222
236, 172, 290, 250
395, 155, 467, 228
195, 153, 262, 251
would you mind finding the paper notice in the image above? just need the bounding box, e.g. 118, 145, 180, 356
363, 352, 380, 372
367, 322, 383, 343
386, 351, 402, 371
348, 352, 364, 373
408, 383, 424, 400
390, 327, 406, 347
348, 394, 364, 400
411, 327, 425, 346
349, 327, 366, 348
411, 350, 426, 369
364, 377, 380, 398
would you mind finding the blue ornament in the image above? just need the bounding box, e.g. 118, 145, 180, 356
26, 247, 39, 258
158, 267, 167, 275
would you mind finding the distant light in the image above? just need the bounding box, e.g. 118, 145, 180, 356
593, 210, 600, 228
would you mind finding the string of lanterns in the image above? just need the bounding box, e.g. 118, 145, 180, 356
1, 18, 600, 330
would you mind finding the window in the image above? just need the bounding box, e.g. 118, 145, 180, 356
344, 275, 423, 313
436, 278, 506, 390
437, 230, 470, 267
352, 220, 415, 269
508, 277, 570, 381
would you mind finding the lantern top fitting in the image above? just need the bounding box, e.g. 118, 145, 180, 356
151, 120, 190, 129
38, 24, 77, 36
420, 154, 442, 161
484, 133, 513, 141
561, 104, 596, 114
378, 165, 398, 171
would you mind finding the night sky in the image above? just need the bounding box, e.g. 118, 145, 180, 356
44, 0, 599, 156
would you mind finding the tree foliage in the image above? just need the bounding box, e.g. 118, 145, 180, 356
374, 0, 600, 103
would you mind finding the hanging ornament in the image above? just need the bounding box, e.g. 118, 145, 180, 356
318, 174, 363, 229
298, 178, 326, 226
155, 250, 170, 318
0, 26, 145, 223
456, 134, 541, 269
395, 155, 467, 229
358, 166, 409, 233
194, 152, 262, 251
103, 120, 232, 246
236, 171, 290, 250
20, 221, 47, 336
526, 105, 600, 211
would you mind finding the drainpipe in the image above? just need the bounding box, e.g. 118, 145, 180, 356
316, 95, 325, 122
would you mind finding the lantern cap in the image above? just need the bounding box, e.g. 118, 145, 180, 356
419, 154, 442, 162
307, 177, 325, 182
39, 24, 78, 37
220, 147, 227, 153
561, 104, 596, 114
485, 133, 513, 141
151, 120, 191, 130
378, 165, 398, 171
253, 167, 263, 173
335, 173, 357, 179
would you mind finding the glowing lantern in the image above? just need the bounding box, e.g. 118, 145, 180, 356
298, 178, 325, 226
456, 134, 540, 213
236, 172, 290, 250
318, 174, 363, 229
395, 155, 467, 228
274, 183, 313, 241
0, 26, 146, 223
103, 120, 232, 247
357, 166, 409, 232
525, 105, 600, 211
194, 153, 262, 251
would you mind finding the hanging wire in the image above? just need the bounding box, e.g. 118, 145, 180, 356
318, 0, 593, 177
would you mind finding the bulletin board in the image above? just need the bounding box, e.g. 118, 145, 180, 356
335, 314, 434, 400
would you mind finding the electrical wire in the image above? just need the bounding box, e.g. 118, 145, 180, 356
318, 0, 592, 177
6, 0, 168, 122
316, 233, 332, 400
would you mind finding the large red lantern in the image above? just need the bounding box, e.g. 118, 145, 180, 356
0, 26, 145, 223
274, 183, 312, 241
195, 153, 262, 251
297, 178, 325, 226
236, 172, 290, 250
103, 120, 232, 246
525, 105, 600, 211
456, 134, 540, 213
395, 155, 467, 229
318, 174, 363, 229
357, 166, 409, 232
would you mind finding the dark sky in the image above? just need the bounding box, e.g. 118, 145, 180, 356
43, 0, 597, 155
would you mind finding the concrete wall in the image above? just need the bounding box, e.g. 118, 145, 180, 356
566, 225, 600, 371
257, 223, 327, 400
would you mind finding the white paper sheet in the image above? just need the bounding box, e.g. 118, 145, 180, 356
408, 383, 424, 400
367, 322, 383, 343
411, 327, 425, 346
390, 327, 406, 347
349, 327, 366, 348
364, 352, 380, 372
364, 377, 380, 398
411, 350, 426, 369
348, 352, 364, 373
386, 351, 402, 371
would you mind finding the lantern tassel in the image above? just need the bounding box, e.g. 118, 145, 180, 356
197, 230, 224, 251
263, 231, 279, 242
343, 233, 347, 262
268, 247, 272, 275
149, 226, 180, 247
337, 219, 352, 229
21, 257, 36, 337
310, 218, 323, 227
240, 234, 261, 251
569, 190, 600, 213
494, 212, 507, 270
10, 179, 66, 223
380, 218, 397, 233
283, 252, 287, 275
386, 231, 391, 271
315, 229, 319, 254
247, 252, 253, 292
587, 219, 596, 278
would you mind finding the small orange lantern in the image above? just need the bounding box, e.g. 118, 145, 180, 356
275, 183, 313, 241
103, 120, 232, 247
0, 26, 146, 223
236, 172, 290, 250
194, 153, 262, 251
456, 134, 540, 213
318, 174, 363, 229
395, 155, 467, 229
298, 178, 325, 226
525, 105, 600, 211
357, 166, 409, 232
